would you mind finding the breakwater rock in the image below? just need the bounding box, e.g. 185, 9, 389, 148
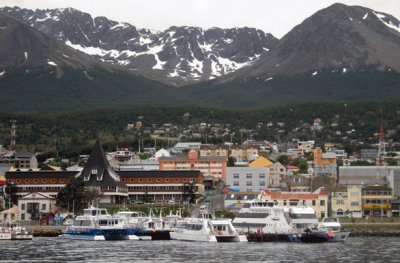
25, 226, 65, 237
349, 231, 400, 237
32, 228, 63, 237
343, 223, 400, 237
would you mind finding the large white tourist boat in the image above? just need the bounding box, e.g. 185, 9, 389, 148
170, 207, 247, 242
232, 199, 296, 234
233, 199, 350, 242
62, 206, 138, 241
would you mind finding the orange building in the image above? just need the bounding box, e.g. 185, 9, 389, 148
313, 147, 337, 178
159, 149, 227, 180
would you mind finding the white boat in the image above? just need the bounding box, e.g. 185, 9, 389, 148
170, 208, 247, 242
232, 199, 296, 234
62, 206, 138, 241
285, 206, 320, 231
318, 218, 350, 242
134, 209, 173, 240
0, 226, 12, 240
116, 210, 152, 240
0, 224, 33, 240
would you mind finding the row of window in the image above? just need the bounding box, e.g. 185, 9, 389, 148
21, 203, 47, 211
362, 191, 392, 196
9, 179, 67, 184
363, 199, 391, 204
17, 186, 63, 191
122, 178, 195, 183
233, 174, 266, 179
232, 181, 266, 186
127, 186, 199, 191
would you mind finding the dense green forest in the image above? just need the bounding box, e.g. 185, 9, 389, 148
0, 101, 399, 162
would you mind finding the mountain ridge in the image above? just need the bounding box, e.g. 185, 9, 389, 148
0, 6, 278, 84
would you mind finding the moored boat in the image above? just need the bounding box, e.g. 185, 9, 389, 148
62, 206, 138, 241
170, 208, 247, 242
318, 217, 350, 242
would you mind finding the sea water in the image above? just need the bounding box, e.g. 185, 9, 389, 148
0, 237, 397, 262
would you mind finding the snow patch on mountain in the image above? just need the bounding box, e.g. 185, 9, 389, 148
373, 12, 400, 33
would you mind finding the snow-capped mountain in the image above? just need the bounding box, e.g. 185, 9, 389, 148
1, 6, 278, 83
221, 3, 400, 82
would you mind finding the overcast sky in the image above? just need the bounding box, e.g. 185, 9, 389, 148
2, 0, 400, 38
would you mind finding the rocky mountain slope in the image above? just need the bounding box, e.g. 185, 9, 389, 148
0, 6, 278, 84
221, 3, 400, 82
0, 12, 184, 112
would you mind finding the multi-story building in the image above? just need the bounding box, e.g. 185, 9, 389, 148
347, 185, 362, 218
229, 145, 260, 162
18, 192, 56, 221
260, 187, 329, 219
313, 147, 337, 178
5, 170, 76, 199
159, 149, 227, 180
362, 180, 392, 217
120, 170, 204, 204
226, 167, 269, 193
297, 140, 315, 153
267, 162, 286, 187
6, 141, 206, 209
199, 144, 229, 158
0, 152, 38, 170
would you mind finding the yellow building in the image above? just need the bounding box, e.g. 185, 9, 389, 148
331, 185, 363, 218
362, 180, 392, 217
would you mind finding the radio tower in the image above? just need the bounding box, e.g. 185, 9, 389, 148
376, 121, 386, 178
10, 120, 16, 151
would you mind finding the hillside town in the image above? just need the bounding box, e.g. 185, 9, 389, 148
0, 125, 399, 223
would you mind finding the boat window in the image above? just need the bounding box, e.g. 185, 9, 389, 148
290, 214, 317, 219
92, 210, 97, 216
101, 210, 107, 215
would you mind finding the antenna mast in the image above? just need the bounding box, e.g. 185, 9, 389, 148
10, 120, 16, 151
376, 121, 386, 178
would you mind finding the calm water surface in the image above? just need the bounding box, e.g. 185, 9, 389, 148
0, 237, 399, 262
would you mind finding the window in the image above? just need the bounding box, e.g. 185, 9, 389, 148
51, 179, 55, 183
42, 204, 46, 211
139, 179, 143, 182
312, 200, 316, 206
246, 181, 252, 186
21, 204, 26, 210
157, 178, 161, 182
166, 179, 169, 182
148, 178, 152, 182
336, 200, 344, 205
351, 202, 359, 206
259, 174, 265, 179
320, 200, 325, 206
21, 214, 25, 220
233, 181, 239, 186
60, 179, 64, 183
130, 178, 134, 182
259, 181, 265, 186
